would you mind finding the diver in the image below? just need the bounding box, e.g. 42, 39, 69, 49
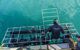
47, 19, 64, 39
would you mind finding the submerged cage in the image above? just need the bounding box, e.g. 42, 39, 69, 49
1, 23, 78, 48
1, 25, 64, 47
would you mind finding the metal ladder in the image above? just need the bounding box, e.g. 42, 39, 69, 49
42, 8, 60, 29
42, 8, 60, 50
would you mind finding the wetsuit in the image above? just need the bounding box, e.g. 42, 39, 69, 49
48, 24, 64, 39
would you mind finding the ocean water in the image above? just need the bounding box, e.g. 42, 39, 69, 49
0, 0, 80, 43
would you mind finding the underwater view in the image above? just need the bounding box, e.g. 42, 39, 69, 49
0, 0, 80, 47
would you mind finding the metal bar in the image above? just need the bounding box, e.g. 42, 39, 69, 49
1, 28, 9, 46
17, 27, 22, 43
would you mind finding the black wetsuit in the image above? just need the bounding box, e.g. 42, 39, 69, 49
48, 24, 64, 39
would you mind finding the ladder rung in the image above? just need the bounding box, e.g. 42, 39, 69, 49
72, 33, 77, 35
71, 31, 76, 33
43, 16, 58, 18
42, 12, 58, 14
70, 29, 76, 31
67, 25, 74, 26
43, 20, 53, 22
48, 24, 53, 26
42, 8, 57, 11
42, 14, 58, 17
62, 25, 74, 27
42, 15, 58, 17
61, 23, 72, 25
67, 26, 74, 27
61, 23, 73, 26
64, 30, 69, 31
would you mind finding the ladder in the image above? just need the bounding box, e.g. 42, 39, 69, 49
42, 8, 60, 50
42, 8, 60, 29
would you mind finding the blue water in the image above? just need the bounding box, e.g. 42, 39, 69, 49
0, 0, 80, 43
